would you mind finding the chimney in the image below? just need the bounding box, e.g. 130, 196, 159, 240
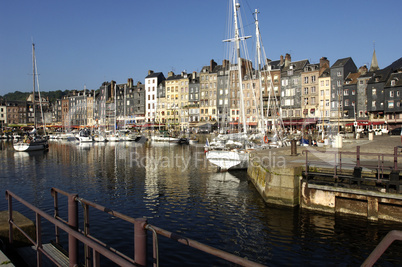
111, 80, 116, 98
148, 70, 154, 75
192, 71, 197, 79
319, 57, 330, 75
280, 55, 284, 66
223, 59, 229, 69
358, 65, 368, 75
285, 53, 291, 68
127, 78, 133, 88
210, 59, 217, 71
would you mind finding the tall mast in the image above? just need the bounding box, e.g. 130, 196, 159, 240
114, 83, 117, 133
233, 0, 247, 134
254, 9, 265, 135
32, 43, 36, 129
124, 84, 127, 129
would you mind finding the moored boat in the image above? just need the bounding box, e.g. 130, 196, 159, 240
14, 135, 49, 152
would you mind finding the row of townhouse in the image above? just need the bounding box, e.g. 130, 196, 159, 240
0, 95, 51, 127
4, 52, 402, 133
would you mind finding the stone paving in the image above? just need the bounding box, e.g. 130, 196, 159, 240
251, 134, 402, 171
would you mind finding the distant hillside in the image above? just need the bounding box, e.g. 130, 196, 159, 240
2, 90, 71, 103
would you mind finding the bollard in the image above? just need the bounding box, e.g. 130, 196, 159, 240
291, 140, 297, 156
68, 194, 79, 267
134, 218, 147, 267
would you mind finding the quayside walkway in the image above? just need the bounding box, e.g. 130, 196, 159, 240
0, 188, 266, 267
248, 134, 402, 221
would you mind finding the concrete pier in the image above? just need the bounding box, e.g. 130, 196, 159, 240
248, 135, 402, 222
0, 211, 35, 247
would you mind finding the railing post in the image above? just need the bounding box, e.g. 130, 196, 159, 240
304, 150, 308, 176
394, 147, 398, 170
356, 146, 360, 168
68, 193, 79, 267
36, 213, 42, 267
51, 189, 60, 244
6, 191, 13, 245
134, 218, 147, 267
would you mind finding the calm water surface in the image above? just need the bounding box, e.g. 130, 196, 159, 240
0, 140, 402, 266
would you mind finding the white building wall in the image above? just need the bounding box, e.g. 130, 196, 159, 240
145, 77, 158, 123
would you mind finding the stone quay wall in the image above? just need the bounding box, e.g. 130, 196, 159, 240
247, 135, 402, 222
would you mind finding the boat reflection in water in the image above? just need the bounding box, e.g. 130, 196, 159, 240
1, 141, 402, 266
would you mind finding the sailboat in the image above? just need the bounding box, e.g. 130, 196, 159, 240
14, 43, 49, 152
205, 0, 257, 171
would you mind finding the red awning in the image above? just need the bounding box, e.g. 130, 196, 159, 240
346, 121, 385, 126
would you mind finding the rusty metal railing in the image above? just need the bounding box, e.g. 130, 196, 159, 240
302, 146, 402, 193
6, 188, 266, 266
5, 189, 136, 267
362, 230, 402, 267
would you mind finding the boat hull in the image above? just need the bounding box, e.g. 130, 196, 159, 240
206, 150, 249, 171
151, 136, 179, 143
13, 141, 48, 152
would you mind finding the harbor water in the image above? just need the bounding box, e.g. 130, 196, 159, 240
0, 140, 402, 266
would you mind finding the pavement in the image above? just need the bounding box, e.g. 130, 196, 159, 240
251, 134, 402, 170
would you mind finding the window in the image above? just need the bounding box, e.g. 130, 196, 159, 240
304, 88, 308, 94
389, 100, 394, 108
311, 97, 316, 105
344, 89, 349, 96
345, 99, 349, 106
372, 88, 376, 95
391, 80, 396, 86
372, 101, 376, 107
390, 91, 394, 97
311, 76, 316, 83
311, 86, 316, 93
337, 71, 342, 77
320, 81, 324, 86
304, 77, 308, 84
352, 90, 355, 95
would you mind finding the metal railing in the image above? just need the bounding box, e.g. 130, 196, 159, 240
302, 146, 402, 193
6, 188, 266, 267
6, 189, 135, 267
362, 230, 402, 267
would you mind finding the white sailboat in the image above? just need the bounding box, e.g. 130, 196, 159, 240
205, 0, 254, 171
14, 43, 49, 152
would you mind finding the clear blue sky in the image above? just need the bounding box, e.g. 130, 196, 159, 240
1, 0, 401, 96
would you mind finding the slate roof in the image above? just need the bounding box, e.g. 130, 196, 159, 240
166, 73, 186, 81
331, 57, 353, 68
384, 57, 402, 71
281, 59, 309, 72
319, 68, 330, 78
368, 68, 392, 84
145, 72, 164, 79
385, 72, 402, 87
261, 59, 281, 71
